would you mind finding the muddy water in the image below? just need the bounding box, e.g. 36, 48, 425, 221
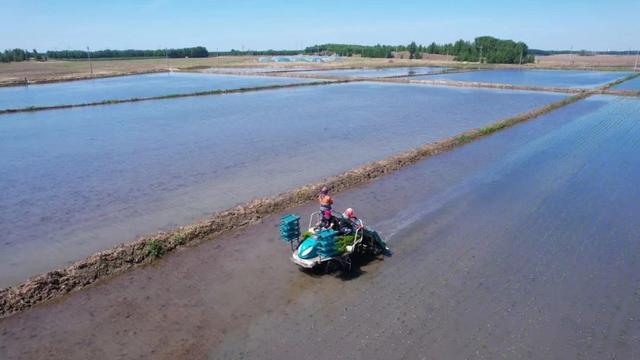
2, 95, 639, 359
612, 75, 640, 90
408, 69, 630, 88
0, 72, 315, 110
0, 83, 564, 287
299, 66, 446, 78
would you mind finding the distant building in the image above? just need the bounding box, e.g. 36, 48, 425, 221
391, 51, 410, 59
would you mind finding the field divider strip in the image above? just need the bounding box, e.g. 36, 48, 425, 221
0, 91, 591, 319
0, 79, 352, 116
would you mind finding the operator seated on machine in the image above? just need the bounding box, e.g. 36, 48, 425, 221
315, 210, 337, 231
338, 208, 362, 235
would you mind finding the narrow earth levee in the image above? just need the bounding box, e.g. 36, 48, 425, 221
0, 92, 587, 318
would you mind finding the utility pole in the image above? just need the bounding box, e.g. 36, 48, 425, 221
634, 50, 639, 72
86, 46, 93, 76
479, 45, 483, 65
570, 45, 574, 66
165, 48, 169, 71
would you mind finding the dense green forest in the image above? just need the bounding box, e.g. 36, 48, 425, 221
1, 49, 45, 63
305, 44, 398, 58
216, 49, 300, 56
1, 46, 209, 62
306, 36, 535, 64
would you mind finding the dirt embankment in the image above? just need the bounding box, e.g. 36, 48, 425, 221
0, 92, 590, 319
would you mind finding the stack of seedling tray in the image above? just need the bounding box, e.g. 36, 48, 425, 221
279, 214, 301, 243
316, 229, 338, 257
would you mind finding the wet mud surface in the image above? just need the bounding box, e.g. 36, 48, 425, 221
0, 82, 563, 288
2, 95, 640, 359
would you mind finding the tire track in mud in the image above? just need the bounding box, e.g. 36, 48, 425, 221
0, 92, 591, 318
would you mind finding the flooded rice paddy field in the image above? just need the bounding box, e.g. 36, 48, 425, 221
0, 72, 316, 110
211, 94, 640, 359
3, 95, 640, 359
407, 68, 630, 88
0, 82, 565, 287
297, 66, 446, 78
612, 74, 640, 90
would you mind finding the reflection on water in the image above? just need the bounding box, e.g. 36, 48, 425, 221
0, 72, 315, 110
0, 82, 564, 286
408, 69, 630, 88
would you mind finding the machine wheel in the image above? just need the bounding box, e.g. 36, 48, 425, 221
324, 259, 340, 274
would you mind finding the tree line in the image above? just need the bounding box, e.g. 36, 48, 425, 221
217, 49, 301, 56
1, 46, 210, 63
1, 49, 46, 63
46, 46, 209, 60
306, 36, 534, 64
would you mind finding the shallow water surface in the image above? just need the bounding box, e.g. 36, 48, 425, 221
408, 69, 629, 88
0, 82, 564, 286
4, 96, 640, 359
300, 66, 446, 78
210, 95, 640, 359
0, 72, 315, 110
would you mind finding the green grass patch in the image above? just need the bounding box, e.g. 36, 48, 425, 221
456, 134, 473, 143
173, 234, 187, 246
146, 240, 164, 258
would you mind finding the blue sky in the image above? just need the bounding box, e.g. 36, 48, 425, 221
2, 0, 639, 51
